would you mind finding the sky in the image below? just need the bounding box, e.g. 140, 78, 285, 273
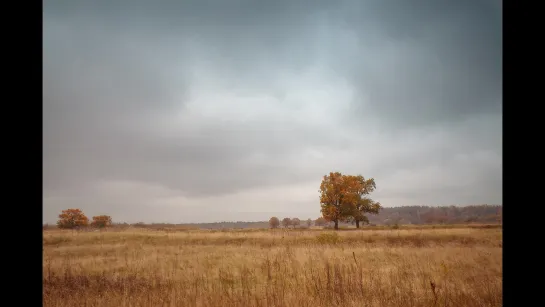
43, 0, 502, 224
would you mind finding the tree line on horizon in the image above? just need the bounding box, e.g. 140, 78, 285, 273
367, 204, 502, 225
267, 217, 327, 229
46, 170, 500, 230
45, 204, 501, 230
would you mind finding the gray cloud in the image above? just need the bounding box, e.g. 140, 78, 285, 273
340, 0, 502, 129
43, 0, 502, 223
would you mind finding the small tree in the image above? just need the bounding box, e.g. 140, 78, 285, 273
57, 208, 89, 229
91, 215, 113, 228
315, 217, 327, 227
282, 217, 291, 228
306, 218, 312, 228
269, 216, 280, 229
291, 218, 301, 228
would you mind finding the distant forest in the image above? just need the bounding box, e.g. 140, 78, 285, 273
365, 204, 501, 225
105, 205, 501, 230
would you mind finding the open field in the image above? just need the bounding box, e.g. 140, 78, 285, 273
43, 226, 502, 307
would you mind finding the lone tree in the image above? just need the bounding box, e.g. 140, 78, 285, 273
91, 215, 113, 228
269, 216, 280, 229
291, 218, 301, 228
306, 218, 313, 228
282, 217, 291, 228
319, 172, 381, 230
57, 208, 89, 229
315, 217, 327, 227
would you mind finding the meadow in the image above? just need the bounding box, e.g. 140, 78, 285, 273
43, 225, 502, 307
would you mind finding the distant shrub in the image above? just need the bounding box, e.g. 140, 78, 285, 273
315, 217, 327, 227
282, 218, 291, 228
269, 217, 280, 229
91, 215, 113, 228
57, 209, 89, 229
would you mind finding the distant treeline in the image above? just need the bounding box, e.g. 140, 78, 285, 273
43, 204, 500, 230
365, 204, 501, 225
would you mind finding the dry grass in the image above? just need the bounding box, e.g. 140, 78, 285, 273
43, 226, 502, 307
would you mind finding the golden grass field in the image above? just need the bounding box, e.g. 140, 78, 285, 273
43, 225, 502, 307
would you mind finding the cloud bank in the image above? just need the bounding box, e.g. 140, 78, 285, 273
43, 0, 502, 223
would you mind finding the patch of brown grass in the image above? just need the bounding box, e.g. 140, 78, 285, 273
43, 227, 502, 307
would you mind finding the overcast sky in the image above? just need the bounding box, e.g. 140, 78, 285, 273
43, 0, 502, 224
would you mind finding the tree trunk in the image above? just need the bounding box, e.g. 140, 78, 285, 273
355, 220, 360, 228
334, 220, 339, 230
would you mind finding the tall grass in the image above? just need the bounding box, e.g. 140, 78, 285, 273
43, 227, 502, 307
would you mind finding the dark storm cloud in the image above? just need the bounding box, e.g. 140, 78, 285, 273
342, 0, 502, 128
43, 0, 501, 223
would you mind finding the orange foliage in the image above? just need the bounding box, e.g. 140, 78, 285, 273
91, 215, 113, 228
57, 209, 89, 229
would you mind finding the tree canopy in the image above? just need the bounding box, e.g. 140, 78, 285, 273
269, 216, 280, 228
57, 208, 89, 229
91, 215, 113, 228
281, 217, 291, 228
319, 172, 382, 229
